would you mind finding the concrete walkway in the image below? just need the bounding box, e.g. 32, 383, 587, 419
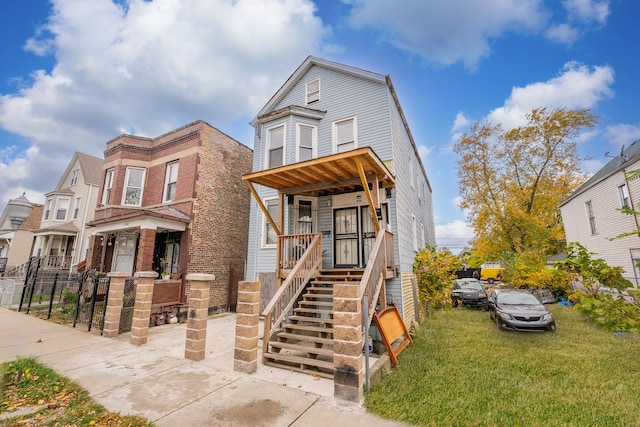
0, 307, 410, 426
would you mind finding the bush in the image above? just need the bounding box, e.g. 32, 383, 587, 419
413, 245, 462, 312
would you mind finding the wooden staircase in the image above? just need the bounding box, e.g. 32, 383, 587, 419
263, 269, 363, 379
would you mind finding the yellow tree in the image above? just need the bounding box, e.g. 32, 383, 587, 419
454, 107, 597, 261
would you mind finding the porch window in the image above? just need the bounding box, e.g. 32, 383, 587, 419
297, 124, 316, 162
306, 78, 320, 104
43, 198, 52, 221
102, 168, 114, 205
585, 200, 597, 234
163, 161, 179, 202
70, 169, 79, 186
333, 117, 357, 153
267, 124, 285, 168
55, 198, 70, 221
263, 199, 279, 247
619, 183, 630, 208
296, 199, 314, 234
72, 196, 81, 220
122, 167, 146, 206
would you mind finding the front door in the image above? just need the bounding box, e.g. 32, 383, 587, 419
334, 207, 359, 267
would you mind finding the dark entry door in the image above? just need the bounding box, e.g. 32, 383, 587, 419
334, 207, 359, 267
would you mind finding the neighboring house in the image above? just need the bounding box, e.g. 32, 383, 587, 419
559, 140, 640, 287
245, 56, 435, 327
31, 152, 103, 271
0, 202, 44, 274
86, 120, 253, 310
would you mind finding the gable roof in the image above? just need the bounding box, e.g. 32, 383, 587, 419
560, 139, 640, 207
55, 152, 103, 190
250, 56, 432, 192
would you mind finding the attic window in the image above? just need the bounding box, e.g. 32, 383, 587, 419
306, 79, 320, 104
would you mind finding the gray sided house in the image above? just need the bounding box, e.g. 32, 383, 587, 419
245, 56, 435, 329
560, 140, 640, 287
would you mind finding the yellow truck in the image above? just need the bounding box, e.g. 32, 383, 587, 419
480, 267, 504, 284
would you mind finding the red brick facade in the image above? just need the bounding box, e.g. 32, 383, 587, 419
87, 120, 253, 311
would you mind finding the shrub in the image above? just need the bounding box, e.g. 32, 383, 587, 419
413, 245, 462, 312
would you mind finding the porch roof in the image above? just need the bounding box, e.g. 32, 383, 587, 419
242, 147, 395, 197
33, 222, 79, 237
87, 205, 190, 235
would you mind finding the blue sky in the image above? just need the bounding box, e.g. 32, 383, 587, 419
1, 0, 639, 252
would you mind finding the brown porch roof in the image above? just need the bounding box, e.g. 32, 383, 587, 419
242, 147, 395, 196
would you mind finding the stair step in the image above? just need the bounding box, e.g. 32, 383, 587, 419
284, 323, 334, 335
263, 352, 334, 372
277, 332, 334, 345
269, 340, 334, 357
299, 300, 333, 308
289, 315, 334, 324
293, 307, 333, 316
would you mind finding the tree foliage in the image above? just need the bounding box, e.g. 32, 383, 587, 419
413, 245, 462, 310
502, 251, 571, 297
453, 107, 597, 261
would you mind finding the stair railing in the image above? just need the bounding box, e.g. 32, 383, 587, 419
262, 234, 322, 357
360, 230, 394, 327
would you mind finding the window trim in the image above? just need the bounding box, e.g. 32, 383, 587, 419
585, 200, 598, 235
72, 196, 82, 220
262, 198, 279, 248
102, 168, 114, 205
54, 197, 70, 221
121, 167, 146, 207
163, 161, 179, 202
619, 183, 630, 208
296, 123, 317, 162
43, 198, 53, 221
332, 116, 358, 154
306, 78, 320, 104
265, 123, 286, 169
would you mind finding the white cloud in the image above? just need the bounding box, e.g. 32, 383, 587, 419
563, 0, 610, 25
544, 23, 579, 44
0, 0, 333, 205
436, 219, 474, 253
487, 62, 614, 130
344, 0, 546, 69
604, 124, 640, 149
451, 112, 471, 133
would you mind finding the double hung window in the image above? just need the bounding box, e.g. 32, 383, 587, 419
306, 79, 320, 104
267, 125, 285, 168
585, 200, 597, 234
55, 198, 70, 221
334, 117, 357, 153
164, 162, 179, 202
123, 167, 145, 206
297, 124, 316, 162
102, 169, 114, 205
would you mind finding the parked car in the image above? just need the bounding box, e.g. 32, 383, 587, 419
451, 278, 488, 309
488, 289, 556, 332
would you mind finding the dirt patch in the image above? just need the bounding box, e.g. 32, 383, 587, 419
213, 399, 284, 426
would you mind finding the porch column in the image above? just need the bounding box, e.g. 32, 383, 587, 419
136, 228, 157, 272
185, 273, 215, 361
130, 271, 156, 346
102, 272, 130, 338
333, 282, 364, 402
233, 281, 260, 373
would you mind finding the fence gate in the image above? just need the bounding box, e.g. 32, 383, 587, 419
119, 277, 136, 333
72, 274, 110, 333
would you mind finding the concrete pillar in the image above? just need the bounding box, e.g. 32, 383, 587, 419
102, 272, 130, 338
233, 281, 260, 373
333, 282, 364, 402
130, 272, 156, 346
184, 273, 214, 361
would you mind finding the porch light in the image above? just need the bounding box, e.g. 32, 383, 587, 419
6, 193, 33, 231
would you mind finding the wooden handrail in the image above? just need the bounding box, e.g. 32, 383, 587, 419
360, 230, 394, 327
262, 234, 321, 356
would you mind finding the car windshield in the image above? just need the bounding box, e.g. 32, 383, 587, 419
496, 292, 540, 305
457, 281, 482, 291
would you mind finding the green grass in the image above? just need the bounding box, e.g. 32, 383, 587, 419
1, 357, 154, 426
365, 305, 640, 426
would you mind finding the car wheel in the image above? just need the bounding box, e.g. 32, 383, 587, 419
488, 278, 495, 284
452, 299, 459, 307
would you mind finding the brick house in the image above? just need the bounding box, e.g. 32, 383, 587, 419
86, 120, 253, 310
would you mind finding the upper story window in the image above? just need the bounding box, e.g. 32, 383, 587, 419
55, 198, 70, 221
585, 200, 597, 234
102, 168, 114, 205
412, 213, 418, 251
70, 169, 79, 186
306, 79, 320, 104
263, 199, 279, 247
122, 167, 146, 206
333, 117, 357, 153
163, 161, 179, 202
72, 196, 81, 220
619, 183, 630, 208
267, 124, 285, 168
296, 124, 316, 162
43, 198, 52, 221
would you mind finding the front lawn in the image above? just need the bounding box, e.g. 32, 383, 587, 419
365, 305, 640, 426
